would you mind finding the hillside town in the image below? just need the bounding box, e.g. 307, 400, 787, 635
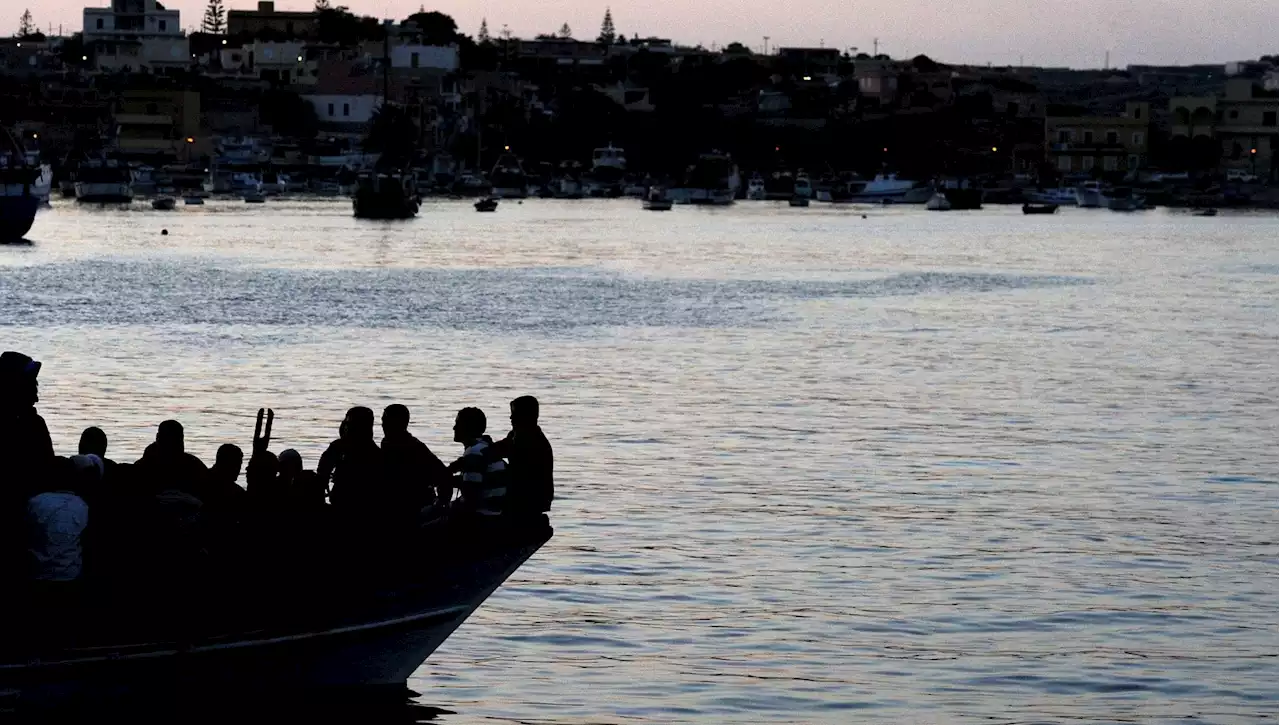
1, 0, 1277, 207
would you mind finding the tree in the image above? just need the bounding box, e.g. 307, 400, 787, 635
614, 29, 625, 44
201, 0, 225, 34
557, 22, 572, 39
403, 10, 458, 45
597, 8, 615, 45
477, 17, 490, 43
18, 9, 34, 37
723, 41, 750, 55
314, 0, 330, 9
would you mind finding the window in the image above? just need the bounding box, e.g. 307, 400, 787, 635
1103, 156, 1117, 171
1229, 109, 1239, 119
1057, 129, 1072, 143
343, 103, 350, 117
158, 20, 166, 31
1058, 156, 1072, 171
1105, 130, 1118, 145
1128, 155, 1139, 169
1132, 131, 1144, 146
327, 103, 334, 116
411, 52, 420, 68
1265, 111, 1277, 126
1132, 106, 1142, 119
1082, 156, 1094, 171
1083, 130, 1094, 144
96, 18, 104, 29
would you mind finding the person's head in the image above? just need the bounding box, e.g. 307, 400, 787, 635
510, 396, 540, 431
453, 407, 486, 443
156, 419, 184, 453
278, 448, 303, 481
79, 426, 108, 457
342, 407, 375, 441
381, 404, 410, 436
213, 443, 243, 481
245, 451, 278, 489
0, 351, 41, 410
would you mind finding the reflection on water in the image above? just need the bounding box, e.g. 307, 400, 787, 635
2, 200, 1277, 723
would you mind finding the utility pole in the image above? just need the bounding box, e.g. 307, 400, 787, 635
762, 36, 769, 55
1104, 50, 1109, 70
873, 37, 878, 56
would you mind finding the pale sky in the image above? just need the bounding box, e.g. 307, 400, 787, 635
12, 0, 1279, 68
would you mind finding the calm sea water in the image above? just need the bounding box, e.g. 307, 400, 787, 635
2, 199, 1277, 724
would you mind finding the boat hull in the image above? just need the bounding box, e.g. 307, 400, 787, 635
1, 523, 550, 704
0, 194, 39, 242
75, 182, 133, 204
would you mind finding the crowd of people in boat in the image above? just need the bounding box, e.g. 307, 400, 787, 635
0, 350, 554, 603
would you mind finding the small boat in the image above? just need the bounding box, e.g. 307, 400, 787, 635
243, 191, 266, 204
1191, 207, 1218, 217
1075, 181, 1105, 208
925, 192, 952, 211
1022, 203, 1059, 214
1, 129, 41, 243
474, 197, 498, 212
183, 196, 204, 205
642, 187, 672, 211
788, 195, 809, 207
746, 173, 767, 200
151, 197, 176, 211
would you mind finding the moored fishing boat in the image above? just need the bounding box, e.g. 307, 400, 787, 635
1, 128, 40, 242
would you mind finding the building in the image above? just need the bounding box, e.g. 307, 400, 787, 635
227, 1, 317, 39
1044, 101, 1150, 174
1170, 78, 1278, 177
242, 40, 306, 82
776, 47, 842, 77
854, 59, 900, 107
83, 0, 190, 72
303, 61, 384, 128
113, 89, 205, 158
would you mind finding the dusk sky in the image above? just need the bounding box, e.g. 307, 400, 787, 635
11, 0, 1279, 69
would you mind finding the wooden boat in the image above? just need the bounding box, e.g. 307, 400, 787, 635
0, 518, 551, 705
474, 197, 498, 212
1022, 203, 1059, 214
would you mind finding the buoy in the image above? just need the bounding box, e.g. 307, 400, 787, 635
161, 229, 169, 235
861, 214, 867, 219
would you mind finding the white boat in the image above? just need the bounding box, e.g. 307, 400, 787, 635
130, 165, 157, 195
673, 150, 740, 205
584, 143, 626, 196
746, 173, 767, 200
793, 173, 813, 199
75, 158, 134, 204
925, 192, 952, 211
1075, 181, 1105, 208
850, 173, 920, 202
1024, 187, 1078, 206
489, 154, 530, 199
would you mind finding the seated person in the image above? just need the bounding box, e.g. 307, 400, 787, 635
321, 407, 384, 513
199, 443, 248, 515
447, 407, 507, 517
487, 396, 554, 514
381, 404, 448, 512
137, 420, 208, 496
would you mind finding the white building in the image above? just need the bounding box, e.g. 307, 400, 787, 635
306, 94, 384, 125
83, 0, 189, 72
388, 45, 458, 71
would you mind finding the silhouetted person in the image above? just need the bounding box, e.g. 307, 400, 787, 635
1, 351, 54, 496
199, 443, 247, 515
246, 450, 283, 512
78, 426, 120, 486
278, 449, 303, 489
138, 420, 208, 496
1, 351, 55, 580
322, 407, 384, 513
488, 396, 554, 514
381, 404, 447, 514
447, 407, 507, 517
